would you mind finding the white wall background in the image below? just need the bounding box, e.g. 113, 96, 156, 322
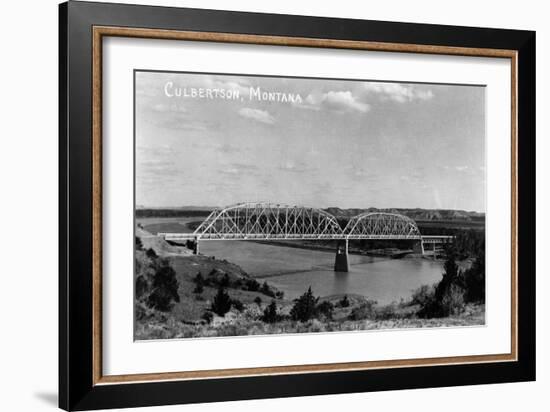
0, 0, 546, 411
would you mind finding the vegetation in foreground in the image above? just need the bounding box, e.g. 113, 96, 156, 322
134, 228, 486, 340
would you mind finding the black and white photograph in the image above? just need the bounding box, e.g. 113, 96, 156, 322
134, 70, 486, 340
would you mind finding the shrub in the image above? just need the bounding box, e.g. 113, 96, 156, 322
348, 300, 376, 320
441, 283, 466, 316
464, 249, 485, 303
231, 298, 244, 312
135, 275, 148, 299
146, 264, 180, 312
417, 248, 467, 318
317, 301, 334, 320
290, 287, 319, 322
261, 300, 280, 323
135, 236, 143, 250
146, 248, 157, 259
254, 296, 262, 306
260, 281, 276, 298
375, 303, 402, 320
338, 295, 350, 308
411, 285, 435, 307
245, 279, 260, 292
211, 287, 232, 316
193, 272, 205, 294
220, 273, 230, 288
201, 311, 213, 324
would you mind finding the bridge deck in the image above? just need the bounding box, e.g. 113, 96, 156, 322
160, 233, 453, 242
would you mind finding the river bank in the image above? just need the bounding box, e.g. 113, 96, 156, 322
135, 228, 484, 340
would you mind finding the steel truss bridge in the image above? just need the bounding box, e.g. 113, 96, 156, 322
159, 203, 452, 271
160, 202, 452, 242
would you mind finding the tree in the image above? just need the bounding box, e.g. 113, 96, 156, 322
145, 248, 157, 259
211, 287, 232, 316
290, 287, 319, 322
254, 296, 262, 306
201, 311, 213, 324
231, 298, 244, 312
418, 246, 466, 318
317, 301, 334, 320
260, 281, 275, 297
435, 245, 463, 304
338, 295, 350, 308
246, 279, 260, 292
193, 272, 205, 294
220, 273, 230, 288
261, 300, 280, 323
135, 236, 143, 250
146, 264, 180, 312
464, 248, 485, 303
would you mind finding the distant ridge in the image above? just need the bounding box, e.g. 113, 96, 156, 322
136, 205, 484, 222
324, 207, 485, 222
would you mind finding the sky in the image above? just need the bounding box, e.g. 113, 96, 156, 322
135, 71, 485, 212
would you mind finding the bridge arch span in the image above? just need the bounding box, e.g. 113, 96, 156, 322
194, 202, 344, 240
343, 212, 422, 239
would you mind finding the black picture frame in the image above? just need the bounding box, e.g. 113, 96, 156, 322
59, 1, 536, 410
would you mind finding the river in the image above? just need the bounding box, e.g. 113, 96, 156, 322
139, 217, 445, 304
199, 240, 443, 304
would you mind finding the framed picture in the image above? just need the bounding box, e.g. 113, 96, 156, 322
59, 1, 536, 410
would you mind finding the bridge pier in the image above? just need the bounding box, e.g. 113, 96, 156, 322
412, 240, 425, 255
334, 239, 349, 272
193, 238, 199, 255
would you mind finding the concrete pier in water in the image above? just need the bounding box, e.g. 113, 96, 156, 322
334, 239, 350, 272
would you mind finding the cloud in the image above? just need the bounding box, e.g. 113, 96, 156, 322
137, 158, 179, 177
443, 165, 477, 174
278, 160, 318, 173
298, 90, 370, 113
205, 76, 251, 96
238, 108, 275, 124
363, 83, 434, 103
219, 163, 259, 176
151, 102, 187, 113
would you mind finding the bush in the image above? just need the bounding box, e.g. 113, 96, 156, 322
338, 295, 350, 308
135, 275, 148, 299
220, 273, 230, 288
411, 285, 435, 307
464, 249, 485, 303
348, 300, 376, 320
211, 287, 232, 316
201, 311, 213, 324
260, 281, 276, 298
146, 264, 180, 312
317, 301, 334, 320
231, 298, 244, 312
417, 248, 467, 318
254, 296, 262, 306
261, 300, 281, 323
290, 287, 319, 322
193, 272, 205, 294
441, 283, 466, 316
245, 279, 260, 292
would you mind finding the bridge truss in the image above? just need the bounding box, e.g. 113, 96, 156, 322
159, 202, 444, 242
343, 212, 422, 240
190, 202, 343, 240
